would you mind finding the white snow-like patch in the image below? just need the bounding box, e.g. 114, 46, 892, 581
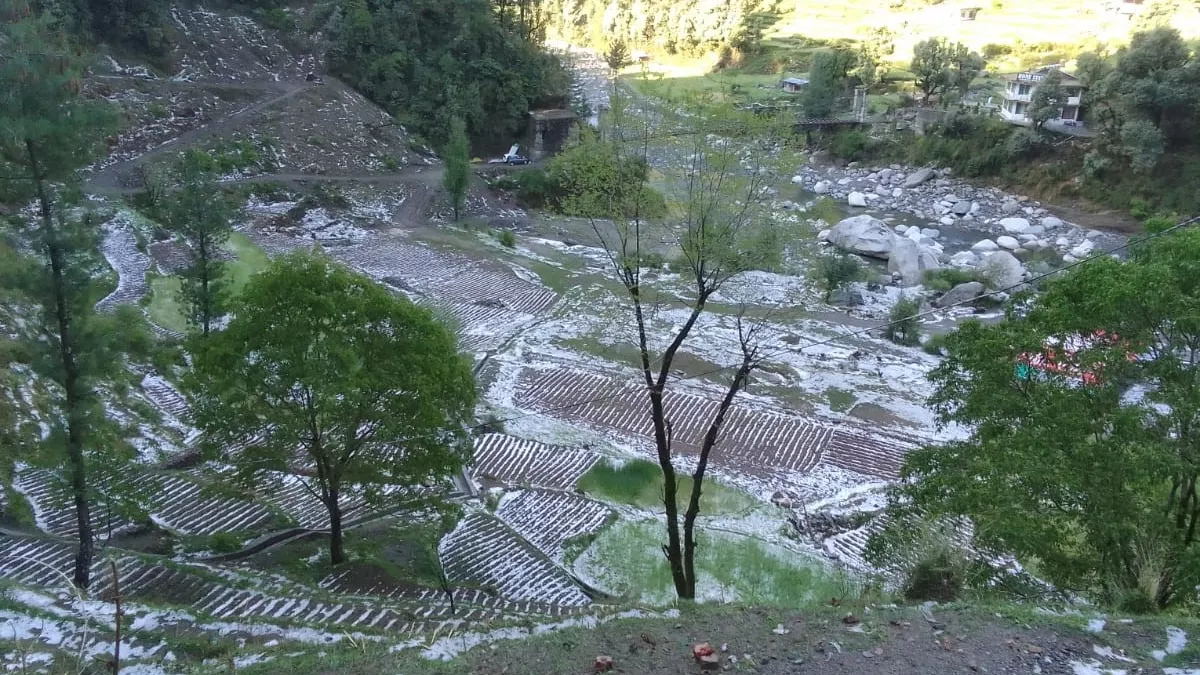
1086, 618, 1107, 634
1070, 660, 1128, 675
1091, 645, 1133, 662
244, 195, 299, 215
1152, 626, 1188, 662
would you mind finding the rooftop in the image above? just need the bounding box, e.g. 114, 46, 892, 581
1004, 67, 1083, 85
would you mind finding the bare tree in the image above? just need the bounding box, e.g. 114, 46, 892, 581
568, 89, 786, 599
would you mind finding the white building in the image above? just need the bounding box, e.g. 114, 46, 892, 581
1000, 67, 1085, 126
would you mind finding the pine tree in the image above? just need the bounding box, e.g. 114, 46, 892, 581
442, 116, 470, 221
0, 0, 119, 589
165, 151, 238, 336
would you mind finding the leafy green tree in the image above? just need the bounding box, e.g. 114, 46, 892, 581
1119, 118, 1165, 173
163, 151, 239, 336
328, 0, 566, 147
1081, 28, 1200, 174
186, 252, 476, 565
1028, 69, 1067, 131
948, 42, 984, 98
570, 93, 788, 599
871, 227, 1200, 609
815, 253, 861, 302
604, 38, 630, 72
884, 296, 921, 346
804, 48, 853, 118
442, 117, 470, 221
853, 27, 894, 91
0, 0, 119, 590
911, 38, 954, 103
548, 127, 667, 221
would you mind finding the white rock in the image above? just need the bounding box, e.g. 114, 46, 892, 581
999, 217, 1031, 234
1070, 240, 1096, 258
891, 187, 903, 198
847, 191, 868, 207
1017, 234, 1038, 243
791, 175, 805, 185
949, 251, 979, 267
1000, 200, 1021, 215
1041, 216, 1064, 229
934, 281, 985, 308
1055, 236, 1072, 248
895, 224, 909, 233
997, 235, 1021, 250
1063, 254, 1078, 263
921, 228, 941, 239
1086, 229, 1104, 239
817, 229, 831, 241
971, 239, 1000, 252
903, 167, 935, 187
978, 250, 1026, 288
827, 215, 897, 259
888, 236, 941, 286
812, 179, 832, 194
1027, 225, 1045, 235
938, 215, 955, 226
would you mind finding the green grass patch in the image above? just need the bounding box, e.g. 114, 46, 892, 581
805, 196, 846, 225
576, 519, 840, 606
2, 485, 34, 527
145, 233, 269, 333
825, 387, 856, 413
921, 267, 984, 292
577, 459, 758, 515
147, 275, 189, 334
224, 232, 271, 294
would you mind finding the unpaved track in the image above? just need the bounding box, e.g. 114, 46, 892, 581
86, 77, 327, 192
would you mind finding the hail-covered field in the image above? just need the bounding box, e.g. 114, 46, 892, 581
0, 11, 989, 668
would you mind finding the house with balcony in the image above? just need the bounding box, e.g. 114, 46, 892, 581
999, 67, 1085, 126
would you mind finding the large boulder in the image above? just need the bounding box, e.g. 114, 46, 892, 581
949, 251, 979, 267
996, 235, 1021, 250
903, 167, 936, 187
847, 191, 868, 207
999, 217, 1031, 234
827, 215, 896, 259
971, 238, 1000, 252
978, 251, 1025, 288
888, 236, 940, 286
812, 179, 832, 194
934, 281, 986, 308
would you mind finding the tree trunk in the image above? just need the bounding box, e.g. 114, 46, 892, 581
28, 142, 93, 590
327, 487, 345, 565
650, 387, 690, 599
681, 361, 753, 602
198, 236, 210, 336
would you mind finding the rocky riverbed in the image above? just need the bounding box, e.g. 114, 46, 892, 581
790, 160, 1130, 293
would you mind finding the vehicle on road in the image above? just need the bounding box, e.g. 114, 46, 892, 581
488, 144, 531, 165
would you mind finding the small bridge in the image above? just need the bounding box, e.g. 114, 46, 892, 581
793, 118, 869, 130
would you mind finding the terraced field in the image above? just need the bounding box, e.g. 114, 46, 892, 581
496, 490, 613, 562
516, 368, 835, 475
471, 433, 599, 490
96, 220, 151, 312
439, 512, 592, 607
0, 532, 587, 636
